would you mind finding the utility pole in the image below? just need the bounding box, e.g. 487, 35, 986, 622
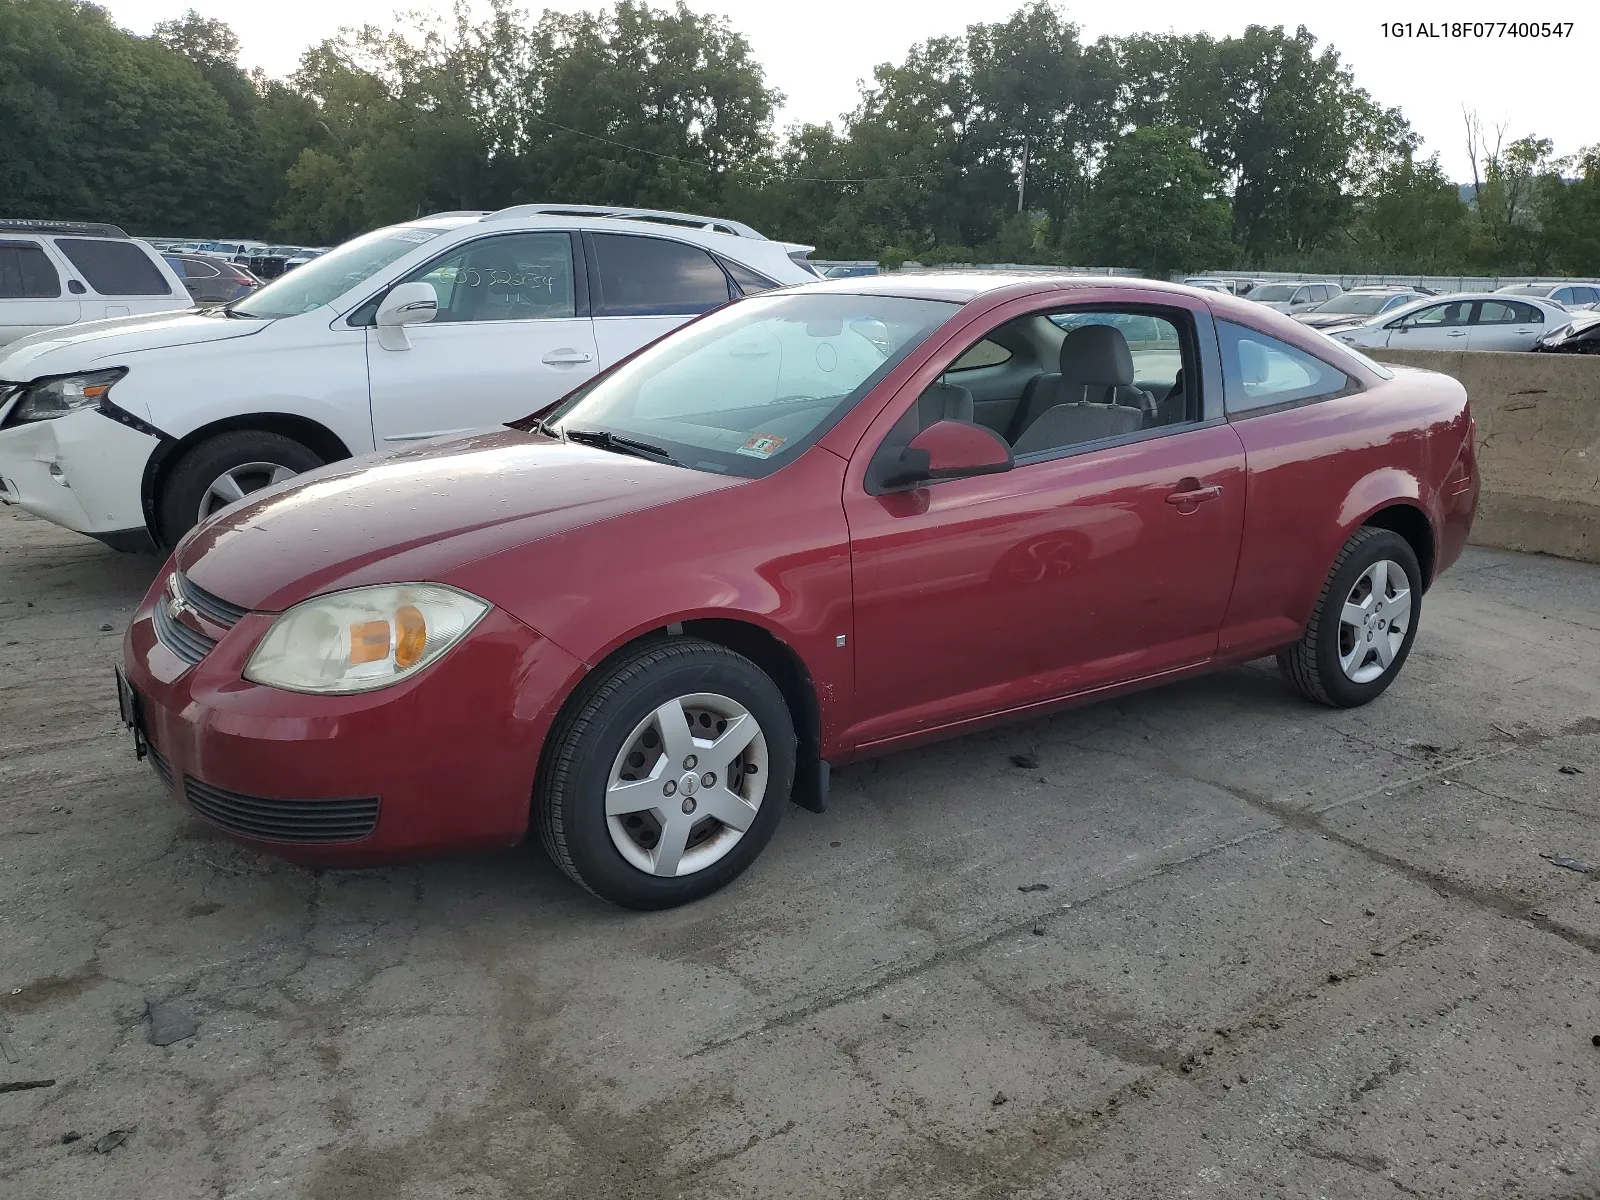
1017, 137, 1030, 214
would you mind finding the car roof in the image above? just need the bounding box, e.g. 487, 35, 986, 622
784, 272, 1194, 304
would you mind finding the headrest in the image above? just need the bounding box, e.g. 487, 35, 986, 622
1059, 324, 1135, 387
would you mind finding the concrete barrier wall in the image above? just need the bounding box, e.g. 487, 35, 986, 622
1373, 349, 1599, 564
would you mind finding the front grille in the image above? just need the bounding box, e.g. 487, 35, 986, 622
147, 744, 173, 788
153, 598, 216, 664
183, 776, 380, 844
176, 572, 248, 628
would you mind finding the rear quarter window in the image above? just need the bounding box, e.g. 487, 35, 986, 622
0, 240, 61, 298
1217, 321, 1354, 415
53, 238, 172, 296
947, 339, 1011, 371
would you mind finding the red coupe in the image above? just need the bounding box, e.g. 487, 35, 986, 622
120, 274, 1479, 908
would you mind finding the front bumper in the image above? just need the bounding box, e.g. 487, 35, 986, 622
123, 571, 586, 866
0, 408, 157, 535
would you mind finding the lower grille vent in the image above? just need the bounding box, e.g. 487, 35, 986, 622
183, 777, 380, 844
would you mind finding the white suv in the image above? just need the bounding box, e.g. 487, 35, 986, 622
0, 205, 818, 551
0, 220, 189, 348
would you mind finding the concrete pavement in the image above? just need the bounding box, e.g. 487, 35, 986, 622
1, 506, 1597, 1199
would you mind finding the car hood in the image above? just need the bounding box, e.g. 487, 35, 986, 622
0, 309, 265, 378
1253, 300, 1292, 312
1295, 312, 1366, 328
177, 430, 742, 612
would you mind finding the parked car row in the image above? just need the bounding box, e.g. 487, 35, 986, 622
149, 239, 331, 281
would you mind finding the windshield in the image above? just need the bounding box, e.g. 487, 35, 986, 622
230, 225, 444, 318
1247, 284, 1299, 301
546, 292, 958, 477
1315, 293, 1401, 315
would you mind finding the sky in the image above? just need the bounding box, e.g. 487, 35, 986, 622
105, 0, 1594, 182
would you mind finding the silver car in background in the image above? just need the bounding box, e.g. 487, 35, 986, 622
1328, 293, 1570, 352
1244, 279, 1344, 314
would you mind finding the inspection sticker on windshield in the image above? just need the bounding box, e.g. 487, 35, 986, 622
737, 433, 787, 459
392, 229, 441, 243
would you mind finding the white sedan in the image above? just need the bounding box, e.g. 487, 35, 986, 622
1328, 293, 1570, 353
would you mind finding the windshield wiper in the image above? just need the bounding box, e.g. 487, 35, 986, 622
563, 428, 679, 465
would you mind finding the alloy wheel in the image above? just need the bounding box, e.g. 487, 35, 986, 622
1337, 558, 1412, 683
605, 692, 768, 877
198, 462, 298, 523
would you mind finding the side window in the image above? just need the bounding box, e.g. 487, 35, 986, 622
0, 241, 62, 298
1512, 301, 1543, 323
720, 257, 779, 297
1217, 321, 1352, 416
1406, 301, 1470, 327
52, 239, 172, 296
1577, 287, 1599, 305
947, 339, 1011, 372
1476, 300, 1518, 325
590, 233, 731, 316
1551, 289, 1575, 305
404, 232, 576, 324
1008, 308, 1195, 457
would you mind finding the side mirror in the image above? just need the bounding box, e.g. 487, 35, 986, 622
881, 420, 1013, 490
374, 281, 439, 351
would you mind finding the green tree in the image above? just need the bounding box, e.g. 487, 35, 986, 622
1535, 148, 1600, 275
0, 0, 255, 233
1348, 152, 1469, 271
1078, 125, 1234, 273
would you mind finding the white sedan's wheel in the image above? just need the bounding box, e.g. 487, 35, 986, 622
198, 462, 299, 524
605, 692, 768, 877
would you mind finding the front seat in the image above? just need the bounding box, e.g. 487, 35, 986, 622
1009, 324, 1154, 444
1012, 326, 1148, 455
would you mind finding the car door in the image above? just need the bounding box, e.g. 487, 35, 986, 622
0, 238, 79, 346
841, 297, 1247, 748
365, 230, 598, 445
1469, 299, 1544, 351
585, 232, 736, 364
1385, 298, 1471, 349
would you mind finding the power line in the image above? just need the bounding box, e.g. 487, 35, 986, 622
528, 115, 941, 183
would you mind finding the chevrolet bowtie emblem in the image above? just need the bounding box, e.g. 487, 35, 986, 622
165, 574, 193, 622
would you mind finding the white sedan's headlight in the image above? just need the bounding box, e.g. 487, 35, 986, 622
10, 368, 127, 422
244, 584, 489, 694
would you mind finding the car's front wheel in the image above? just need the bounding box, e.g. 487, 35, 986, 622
536, 638, 796, 909
158, 430, 324, 547
1279, 527, 1422, 707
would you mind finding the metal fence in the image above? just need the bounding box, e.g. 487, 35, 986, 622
1176, 270, 1600, 294
811, 261, 1600, 294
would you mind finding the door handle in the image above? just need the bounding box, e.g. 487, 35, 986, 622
541, 349, 594, 366
1446, 330, 1466, 337
1166, 481, 1223, 510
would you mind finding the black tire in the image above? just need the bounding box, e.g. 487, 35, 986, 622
1278, 527, 1422, 708
157, 430, 324, 547
536, 637, 796, 910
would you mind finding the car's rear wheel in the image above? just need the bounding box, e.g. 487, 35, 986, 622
536, 638, 796, 909
157, 431, 323, 547
1279, 527, 1422, 708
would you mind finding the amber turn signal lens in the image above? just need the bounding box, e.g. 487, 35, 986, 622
349, 619, 390, 664
394, 605, 427, 668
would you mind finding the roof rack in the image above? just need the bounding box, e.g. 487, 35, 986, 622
0, 219, 129, 238
481, 204, 766, 240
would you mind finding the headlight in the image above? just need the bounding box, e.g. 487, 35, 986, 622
9, 369, 127, 423
243, 583, 490, 694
